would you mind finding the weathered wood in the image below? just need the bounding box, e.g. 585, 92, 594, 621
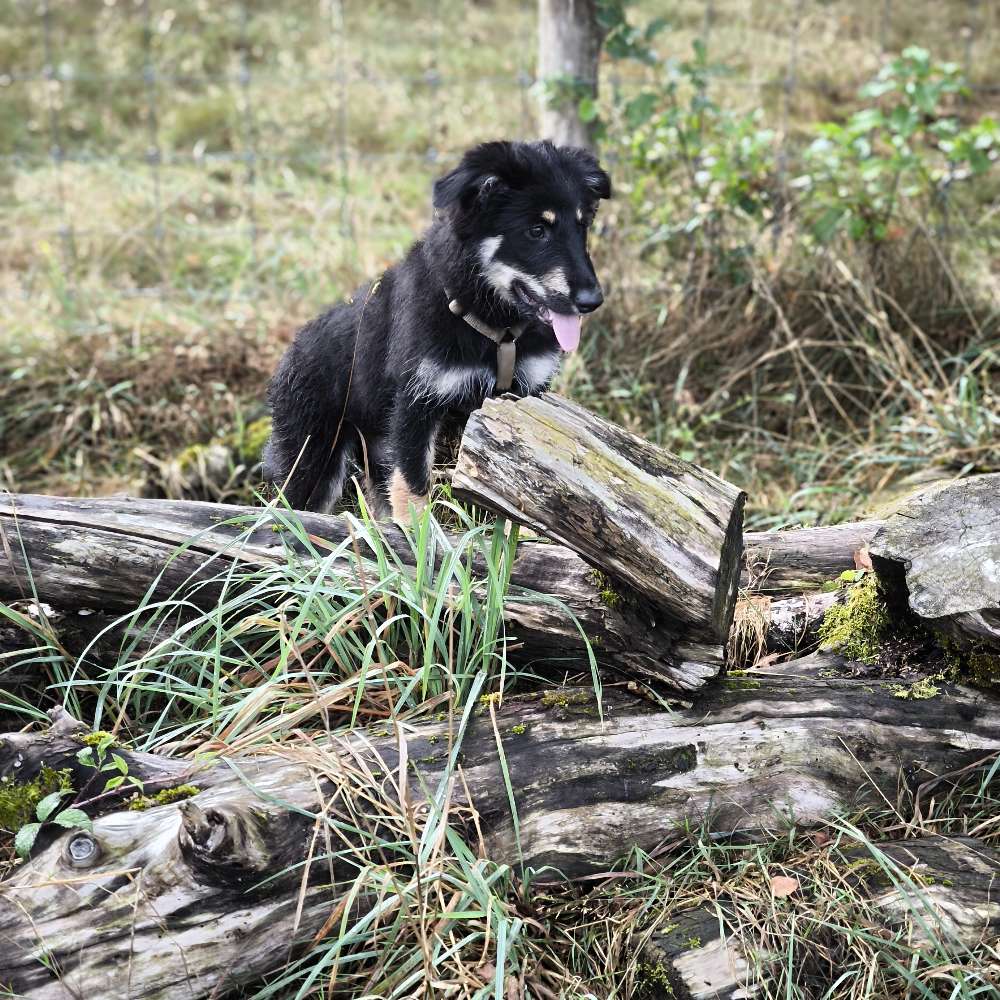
743, 520, 884, 596
453, 394, 746, 645
537, 0, 606, 149
2, 657, 998, 999
641, 835, 1000, 999
870, 474, 1000, 650
0, 493, 721, 692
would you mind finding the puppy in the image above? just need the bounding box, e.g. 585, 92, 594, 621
263, 139, 610, 520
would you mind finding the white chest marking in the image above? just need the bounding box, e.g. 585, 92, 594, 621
516, 352, 561, 392
407, 358, 495, 405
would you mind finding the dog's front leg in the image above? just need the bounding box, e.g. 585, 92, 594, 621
386, 397, 442, 523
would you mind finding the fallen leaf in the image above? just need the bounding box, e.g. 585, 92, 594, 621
755, 652, 781, 668
770, 875, 800, 897
853, 547, 873, 571
811, 830, 832, 847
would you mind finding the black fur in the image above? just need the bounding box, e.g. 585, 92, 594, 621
263, 139, 611, 516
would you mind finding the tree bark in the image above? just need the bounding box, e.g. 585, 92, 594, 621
870, 474, 1000, 651
537, 0, 605, 149
743, 520, 884, 596
0, 493, 721, 692
640, 835, 1000, 1000
452, 393, 746, 646
2, 657, 998, 999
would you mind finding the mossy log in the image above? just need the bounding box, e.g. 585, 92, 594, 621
639, 835, 1000, 1000
2, 657, 999, 999
870, 474, 1000, 651
0, 493, 720, 692
452, 393, 746, 644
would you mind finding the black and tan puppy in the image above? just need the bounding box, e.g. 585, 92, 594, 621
263, 139, 610, 520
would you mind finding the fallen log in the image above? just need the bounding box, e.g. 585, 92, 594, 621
742, 520, 884, 596
452, 393, 746, 644
2, 656, 998, 999
0, 494, 719, 692
640, 835, 1000, 1000
871, 474, 1000, 651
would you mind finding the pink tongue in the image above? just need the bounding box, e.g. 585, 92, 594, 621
548, 311, 582, 352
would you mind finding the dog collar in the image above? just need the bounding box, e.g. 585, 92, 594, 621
445, 291, 527, 392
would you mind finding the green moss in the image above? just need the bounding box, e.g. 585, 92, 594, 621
724, 676, 761, 690
686, 936, 702, 949
0, 767, 73, 833
587, 568, 623, 609
933, 635, 999, 692
540, 689, 592, 710
79, 730, 118, 748
235, 417, 272, 462
889, 676, 941, 700
636, 961, 674, 995
510, 723, 526, 735
127, 784, 200, 811
968, 651, 1000, 691
817, 574, 890, 664
173, 416, 272, 476
427, 734, 438, 744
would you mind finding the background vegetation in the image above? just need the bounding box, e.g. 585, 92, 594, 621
2, 0, 997, 527
1, 1, 998, 997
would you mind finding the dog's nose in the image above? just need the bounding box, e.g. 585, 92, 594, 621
573, 285, 604, 313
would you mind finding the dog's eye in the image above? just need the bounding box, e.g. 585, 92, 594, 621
527, 224, 547, 240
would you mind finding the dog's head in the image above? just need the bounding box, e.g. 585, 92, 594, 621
433, 140, 611, 352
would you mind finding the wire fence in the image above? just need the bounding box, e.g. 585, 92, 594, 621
2, 0, 997, 310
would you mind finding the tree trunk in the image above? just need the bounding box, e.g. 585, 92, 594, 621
452, 393, 746, 646
0, 493, 720, 692
537, 0, 605, 149
870, 474, 1000, 651
2, 657, 998, 999
640, 836, 1000, 1000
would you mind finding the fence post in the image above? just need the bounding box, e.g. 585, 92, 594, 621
537, 0, 605, 149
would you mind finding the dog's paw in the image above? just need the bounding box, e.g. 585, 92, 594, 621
388, 469, 429, 524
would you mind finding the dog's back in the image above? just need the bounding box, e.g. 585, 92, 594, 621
263, 279, 391, 510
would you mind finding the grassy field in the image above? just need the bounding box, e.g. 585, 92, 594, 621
1, 1, 999, 997
2, 0, 997, 524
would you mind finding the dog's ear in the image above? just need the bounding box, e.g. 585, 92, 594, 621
433, 141, 531, 214
563, 146, 612, 201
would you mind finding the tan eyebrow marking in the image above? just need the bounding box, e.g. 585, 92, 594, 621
541, 209, 556, 224
576, 206, 583, 222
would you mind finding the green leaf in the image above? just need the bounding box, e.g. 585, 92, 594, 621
888, 105, 918, 136
15, 823, 41, 858
969, 148, 992, 174
850, 108, 885, 133
76, 747, 94, 766
625, 92, 658, 128
51, 809, 93, 831
577, 96, 598, 123
35, 791, 66, 822
104, 775, 125, 790
111, 754, 129, 775
812, 206, 845, 243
